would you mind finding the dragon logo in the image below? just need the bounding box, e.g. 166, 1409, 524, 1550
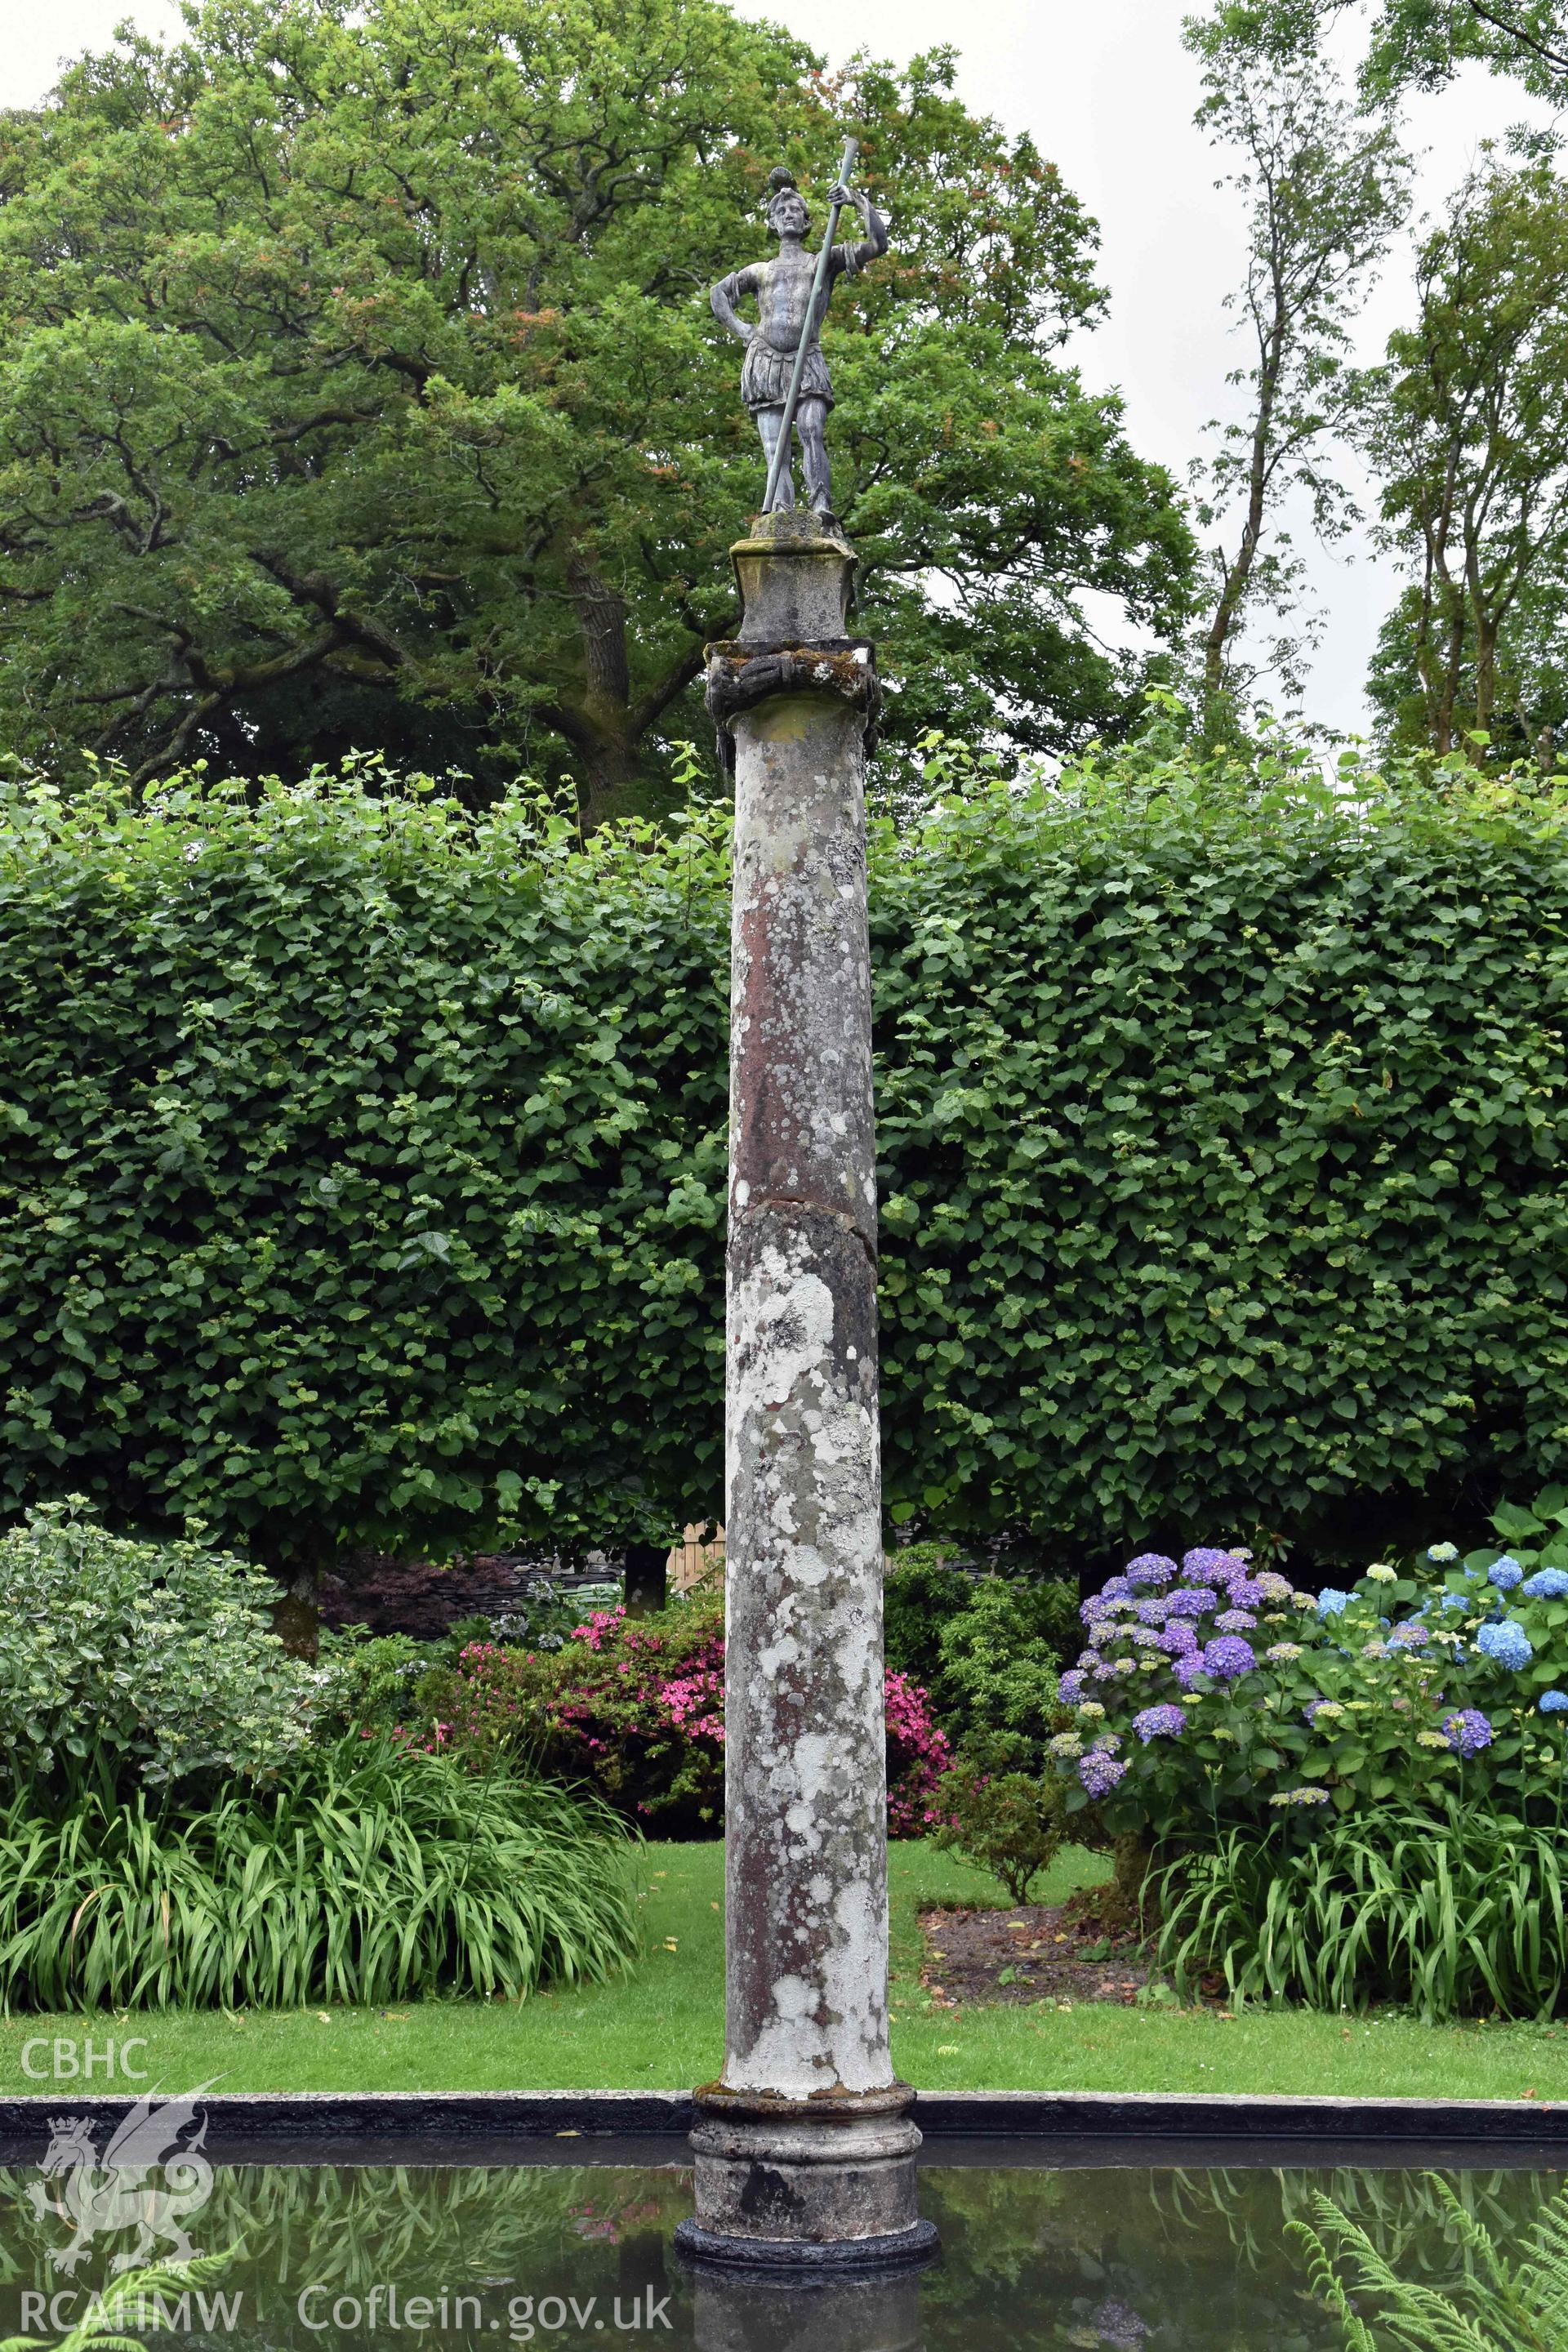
26, 2089, 216, 2274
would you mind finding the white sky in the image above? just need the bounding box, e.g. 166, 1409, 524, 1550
4, 0, 1557, 735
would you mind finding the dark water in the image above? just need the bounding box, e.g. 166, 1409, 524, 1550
0, 2155, 1559, 2350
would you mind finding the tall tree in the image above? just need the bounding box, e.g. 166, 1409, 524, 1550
1211, 0, 1568, 103
1184, 24, 1410, 729
0, 0, 1193, 822
1356, 154, 1568, 755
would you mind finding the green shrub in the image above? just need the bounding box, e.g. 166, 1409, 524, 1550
1157, 1795, 1568, 2021
0, 1737, 639, 2011
933, 1732, 1067, 1904
6, 750, 1568, 1566
0, 1499, 318, 1801
884, 1554, 1069, 1762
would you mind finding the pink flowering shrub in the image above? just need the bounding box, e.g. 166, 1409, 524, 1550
404, 1596, 953, 1838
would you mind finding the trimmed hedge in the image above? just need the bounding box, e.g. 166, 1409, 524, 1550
2, 753, 1566, 1572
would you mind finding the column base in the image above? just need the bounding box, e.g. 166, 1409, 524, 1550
676, 2082, 936, 2272
675, 2216, 939, 2274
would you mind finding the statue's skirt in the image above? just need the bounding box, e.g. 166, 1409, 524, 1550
743, 336, 834, 413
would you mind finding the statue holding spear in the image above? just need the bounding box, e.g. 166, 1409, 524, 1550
710, 140, 889, 524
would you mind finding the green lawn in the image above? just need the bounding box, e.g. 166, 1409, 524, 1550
5, 1838, 1568, 2104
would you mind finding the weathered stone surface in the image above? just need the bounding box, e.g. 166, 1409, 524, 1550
679, 515, 930, 2267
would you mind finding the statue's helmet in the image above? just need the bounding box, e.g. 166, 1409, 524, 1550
766, 167, 809, 234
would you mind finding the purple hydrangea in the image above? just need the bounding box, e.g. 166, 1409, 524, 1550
1476, 1619, 1533, 1670
1165, 1586, 1217, 1619
1442, 1708, 1494, 1757
1183, 1548, 1243, 1582
1524, 1569, 1568, 1600
1221, 1575, 1268, 1608
1488, 1556, 1523, 1589
1125, 1552, 1178, 1587
1126, 1626, 1161, 1649
1214, 1607, 1258, 1633
1200, 1634, 1257, 1682
1255, 1571, 1294, 1602
1156, 1622, 1200, 1657
1100, 1576, 1134, 1602
1089, 2301, 1149, 2350
1080, 1596, 1110, 1627
1388, 1621, 1430, 1649
1058, 1669, 1087, 1705
1132, 1704, 1187, 1744
1134, 1597, 1169, 1625
1077, 1749, 1129, 1797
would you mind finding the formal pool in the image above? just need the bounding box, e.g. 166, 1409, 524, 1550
0, 2148, 1558, 2350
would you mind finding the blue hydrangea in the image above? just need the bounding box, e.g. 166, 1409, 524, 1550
1523, 1569, 1568, 1600
1223, 1575, 1268, 1608
1183, 1548, 1243, 1583
1132, 1704, 1187, 1744
1475, 1619, 1534, 1670
1316, 1588, 1354, 1618
1488, 1557, 1524, 1590
1155, 1623, 1200, 1657
1077, 1749, 1129, 1797
1442, 1708, 1494, 1757
1201, 1634, 1257, 1682
1438, 1590, 1469, 1613
1539, 1690, 1568, 1714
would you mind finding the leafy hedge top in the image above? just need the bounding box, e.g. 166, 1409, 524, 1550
2, 743, 1566, 1569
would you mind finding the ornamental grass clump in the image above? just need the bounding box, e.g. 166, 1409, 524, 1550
0, 1737, 640, 2011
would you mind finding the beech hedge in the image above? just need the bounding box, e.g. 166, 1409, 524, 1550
2, 748, 1566, 1575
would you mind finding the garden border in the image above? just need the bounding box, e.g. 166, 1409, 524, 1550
2, 2089, 1567, 2167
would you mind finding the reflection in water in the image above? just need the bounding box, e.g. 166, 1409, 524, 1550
0, 2157, 1561, 2350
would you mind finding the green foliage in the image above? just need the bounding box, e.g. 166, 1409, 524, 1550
1290, 2173, 1568, 2350
883, 1552, 1071, 1762
1157, 1795, 1568, 2020
0, 0, 1192, 816
933, 1733, 1067, 1904
0, 1499, 318, 1801
314, 1625, 430, 1735
0, 1737, 639, 2011
0, 2254, 243, 2352
929, 1581, 1064, 1762
1359, 156, 1568, 762
8, 744, 1568, 1566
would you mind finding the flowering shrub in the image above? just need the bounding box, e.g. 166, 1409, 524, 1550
0, 1497, 319, 1799
1047, 1529, 1568, 1846
407, 1595, 951, 1838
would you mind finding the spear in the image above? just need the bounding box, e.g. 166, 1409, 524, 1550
761, 134, 859, 516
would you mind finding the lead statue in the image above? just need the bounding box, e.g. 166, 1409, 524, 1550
710, 165, 889, 523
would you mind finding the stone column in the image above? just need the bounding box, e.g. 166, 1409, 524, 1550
675, 510, 936, 2274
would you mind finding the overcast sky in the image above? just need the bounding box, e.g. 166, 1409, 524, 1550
5, 0, 1557, 735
